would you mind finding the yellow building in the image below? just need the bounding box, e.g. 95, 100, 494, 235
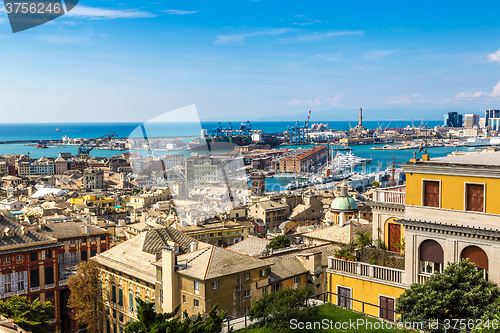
68, 194, 115, 206
327, 151, 500, 321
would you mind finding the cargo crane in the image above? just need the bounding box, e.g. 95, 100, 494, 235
77, 132, 118, 155
290, 110, 312, 143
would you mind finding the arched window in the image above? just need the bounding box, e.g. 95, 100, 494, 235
419, 240, 444, 274
460, 245, 488, 280
460, 246, 488, 269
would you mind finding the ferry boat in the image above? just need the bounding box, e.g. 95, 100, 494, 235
466, 137, 490, 147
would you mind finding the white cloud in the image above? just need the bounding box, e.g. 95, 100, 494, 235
293, 22, 313, 26
316, 53, 342, 61
286, 95, 342, 107
490, 81, 500, 97
488, 49, 500, 63
67, 5, 155, 19
455, 81, 500, 99
295, 14, 303, 18
281, 30, 364, 43
388, 94, 431, 104
163, 10, 199, 15
214, 28, 292, 45
455, 91, 487, 98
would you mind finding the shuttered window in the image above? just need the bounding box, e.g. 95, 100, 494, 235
423, 181, 440, 207
466, 184, 484, 212
461, 246, 488, 269
380, 296, 395, 321
420, 240, 444, 263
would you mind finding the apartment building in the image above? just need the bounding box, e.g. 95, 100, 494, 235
327, 151, 500, 321
248, 199, 290, 229
95, 227, 211, 333
30, 157, 55, 176
0, 215, 64, 330
175, 220, 246, 246
127, 189, 171, 209
83, 169, 104, 191
155, 245, 272, 317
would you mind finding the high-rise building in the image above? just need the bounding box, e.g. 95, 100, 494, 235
485, 109, 500, 124
464, 114, 479, 129
444, 112, 463, 127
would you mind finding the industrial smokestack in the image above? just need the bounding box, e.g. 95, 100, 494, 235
359, 108, 363, 127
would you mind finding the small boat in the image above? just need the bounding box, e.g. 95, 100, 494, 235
55, 128, 61, 132
36, 143, 48, 148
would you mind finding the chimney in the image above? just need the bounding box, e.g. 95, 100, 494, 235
84, 225, 90, 234
339, 212, 345, 227
162, 247, 178, 313
359, 108, 363, 127
190, 242, 198, 252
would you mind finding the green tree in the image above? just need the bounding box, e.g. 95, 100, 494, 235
248, 287, 318, 332
0, 295, 53, 333
397, 259, 500, 330
125, 298, 226, 333
267, 235, 290, 250
67, 259, 104, 333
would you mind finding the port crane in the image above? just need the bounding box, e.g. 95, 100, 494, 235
290, 110, 312, 143
77, 132, 118, 155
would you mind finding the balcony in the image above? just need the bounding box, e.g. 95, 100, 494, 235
30, 287, 40, 292
110, 301, 124, 311
45, 283, 55, 289
327, 256, 405, 285
418, 273, 432, 284
59, 280, 68, 287
372, 185, 406, 204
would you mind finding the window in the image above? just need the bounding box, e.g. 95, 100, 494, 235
17, 272, 25, 290
244, 273, 250, 282
379, 296, 395, 322
111, 285, 116, 303
423, 180, 440, 207
262, 286, 267, 295
193, 299, 199, 307
113, 309, 117, 319
30, 269, 39, 288
101, 235, 107, 241
293, 277, 299, 289
45, 250, 52, 259
271, 283, 280, 292
3, 257, 10, 263
45, 266, 54, 285
129, 292, 134, 312
58, 254, 63, 265
244, 290, 250, 298
466, 183, 485, 212
46, 291, 54, 303
194, 281, 200, 295
91, 249, 97, 257
16, 255, 23, 261
119, 313, 123, 322
259, 268, 270, 277
101, 247, 107, 253
212, 281, 219, 290
183, 295, 186, 304
69, 252, 77, 265
4, 274, 11, 293
118, 288, 123, 306
81, 251, 88, 261
337, 286, 352, 309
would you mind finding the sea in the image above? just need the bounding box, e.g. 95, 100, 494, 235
0, 121, 477, 191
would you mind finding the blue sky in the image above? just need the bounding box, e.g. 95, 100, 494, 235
1, 0, 500, 123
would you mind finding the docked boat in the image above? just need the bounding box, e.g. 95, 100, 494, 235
466, 137, 490, 147
36, 143, 48, 148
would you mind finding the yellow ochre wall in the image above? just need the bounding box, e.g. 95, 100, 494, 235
327, 272, 406, 318
405, 173, 500, 214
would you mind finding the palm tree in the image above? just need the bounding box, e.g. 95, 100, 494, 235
356, 231, 372, 259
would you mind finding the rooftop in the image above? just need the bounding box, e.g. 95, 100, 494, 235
37, 221, 108, 239
173, 246, 272, 280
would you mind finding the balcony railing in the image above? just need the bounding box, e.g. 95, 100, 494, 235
418, 273, 432, 284
0, 289, 27, 299
328, 256, 405, 284
30, 287, 40, 292
373, 185, 406, 204
45, 283, 55, 289
59, 280, 68, 287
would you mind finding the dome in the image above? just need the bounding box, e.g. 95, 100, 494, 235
330, 196, 358, 212
330, 181, 359, 212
